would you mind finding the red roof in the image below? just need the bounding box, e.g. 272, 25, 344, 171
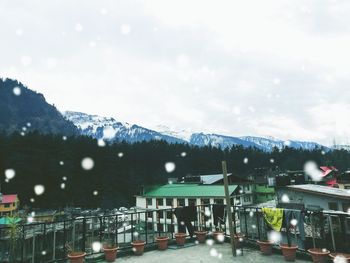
320, 166, 338, 177
1, 194, 18, 204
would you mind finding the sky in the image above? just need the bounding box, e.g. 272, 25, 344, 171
1, 0, 350, 146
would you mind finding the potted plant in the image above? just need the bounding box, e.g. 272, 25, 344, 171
175, 232, 187, 246
329, 253, 350, 263
234, 233, 245, 249
155, 236, 169, 250
257, 240, 273, 255
66, 243, 86, 263
131, 240, 146, 256
308, 248, 330, 263
194, 230, 207, 243
103, 239, 118, 262
279, 243, 298, 261
212, 226, 225, 243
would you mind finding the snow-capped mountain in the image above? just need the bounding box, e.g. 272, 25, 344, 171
63, 111, 186, 144
64, 111, 329, 151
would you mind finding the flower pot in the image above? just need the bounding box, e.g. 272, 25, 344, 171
308, 248, 330, 263
156, 236, 169, 250
257, 240, 273, 255
103, 246, 118, 262
234, 233, 245, 249
194, 231, 207, 243
212, 231, 225, 243
175, 233, 187, 246
131, 240, 146, 256
329, 253, 350, 263
280, 244, 298, 261
67, 252, 86, 263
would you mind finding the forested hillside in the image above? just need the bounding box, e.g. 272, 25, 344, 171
1, 132, 349, 209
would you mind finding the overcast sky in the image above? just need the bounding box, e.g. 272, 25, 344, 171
1, 0, 350, 146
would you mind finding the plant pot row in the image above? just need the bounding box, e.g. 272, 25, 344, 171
257, 241, 350, 263
67, 246, 118, 263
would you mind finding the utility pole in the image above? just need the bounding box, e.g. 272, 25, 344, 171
222, 161, 236, 256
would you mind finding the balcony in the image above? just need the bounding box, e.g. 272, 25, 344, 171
99, 243, 310, 263
1, 204, 350, 262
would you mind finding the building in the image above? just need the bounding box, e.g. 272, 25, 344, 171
276, 184, 350, 212
0, 193, 19, 217
136, 183, 249, 233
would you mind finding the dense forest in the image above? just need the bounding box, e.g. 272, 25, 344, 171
1, 132, 349, 209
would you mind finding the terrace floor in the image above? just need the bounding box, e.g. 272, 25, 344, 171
100, 243, 311, 263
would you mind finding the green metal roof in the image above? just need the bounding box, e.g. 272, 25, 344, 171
142, 184, 238, 197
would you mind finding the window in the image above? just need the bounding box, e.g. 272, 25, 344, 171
201, 198, 210, 205
157, 198, 164, 206
158, 211, 164, 219
4, 204, 11, 208
177, 199, 185, 206
147, 212, 153, 219
214, 199, 224, 204
166, 198, 173, 206
147, 198, 153, 206
328, 202, 339, 211
342, 203, 350, 213
157, 223, 164, 232
188, 199, 196, 206
147, 223, 153, 230
245, 185, 250, 191
167, 224, 174, 232
167, 211, 173, 219
244, 196, 251, 202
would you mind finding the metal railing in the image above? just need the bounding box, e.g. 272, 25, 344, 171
1, 204, 350, 262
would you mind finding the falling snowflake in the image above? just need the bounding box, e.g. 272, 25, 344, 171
22, 127, 27, 131
97, 139, 106, 147
100, 8, 108, 15
216, 233, 225, 242
120, 24, 131, 35
27, 122, 31, 127
236, 249, 242, 256
93, 190, 98, 196
62, 136, 67, 141
206, 239, 214, 246
30, 198, 35, 203
20, 132, 25, 136
118, 152, 124, 158
334, 255, 347, 263
204, 210, 211, 217
133, 231, 139, 237
284, 140, 291, 147
27, 216, 34, 223
34, 185, 45, 195
15, 28, 23, 36
290, 219, 298, 226
21, 56, 32, 66
243, 158, 248, 164
268, 231, 282, 243
281, 194, 290, 203
13, 87, 21, 96
81, 157, 94, 170
60, 183, 66, 189
249, 211, 254, 217
321, 150, 326, 155
165, 162, 176, 173
75, 23, 83, 32
180, 152, 187, 157
270, 158, 275, 163
5, 169, 16, 180
103, 126, 116, 139
273, 78, 281, 85
62, 176, 67, 181
41, 250, 47, 255
304, 161, 323, 181
92, 242, 102, 252
210, 248, 218, 257
59, 161, 64, 166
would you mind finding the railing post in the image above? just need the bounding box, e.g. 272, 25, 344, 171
115, 215, 118, 245
256, 208, 261, 241
21, 225, 25, 262
82, 218, 86, 252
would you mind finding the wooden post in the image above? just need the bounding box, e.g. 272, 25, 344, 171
222, 161, 236, 256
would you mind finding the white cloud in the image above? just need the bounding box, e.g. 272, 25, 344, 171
1, 0, 350, 145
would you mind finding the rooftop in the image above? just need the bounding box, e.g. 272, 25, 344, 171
287, 184, 350, 199
0, 194, 18, 204
100, 243, 310, 263
141, 184, 238, 197
200, 173, 232, 184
